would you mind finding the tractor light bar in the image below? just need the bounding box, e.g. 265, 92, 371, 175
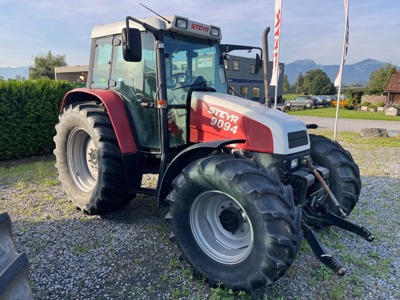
210, 27, 220, 37
175, 18, 188, 29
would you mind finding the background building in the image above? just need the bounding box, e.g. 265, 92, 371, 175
225, 55, 284, 103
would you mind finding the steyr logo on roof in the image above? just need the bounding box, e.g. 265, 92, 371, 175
191, 23, 209, 32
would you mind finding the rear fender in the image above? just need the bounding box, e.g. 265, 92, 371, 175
157, 139, 245, 207
61, 88, 137, 154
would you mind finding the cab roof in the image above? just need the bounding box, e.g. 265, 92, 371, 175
91, 15, 222, 41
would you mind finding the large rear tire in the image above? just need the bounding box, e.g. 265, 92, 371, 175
0, 213, 33, 300
166, 154, 302, 292
309, 134, 361, 217
54, 102, 133, 214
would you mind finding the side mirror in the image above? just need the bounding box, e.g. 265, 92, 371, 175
254, 53, 262, 74
122, 28, 142, 62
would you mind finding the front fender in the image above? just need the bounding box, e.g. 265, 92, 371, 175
157, 139, 245, 207
61, 88, 137, 154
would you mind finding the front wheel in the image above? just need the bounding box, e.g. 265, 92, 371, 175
166, 154, 302, 291
308, 134, 361, 217
54, 102, 134, 214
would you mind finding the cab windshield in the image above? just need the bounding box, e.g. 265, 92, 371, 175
164, 33, 227, 104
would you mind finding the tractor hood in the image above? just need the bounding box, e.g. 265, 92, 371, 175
189, 92, 310, 155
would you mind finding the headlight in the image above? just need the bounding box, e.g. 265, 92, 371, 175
175, 18, 188, 29
290, 158, 299, 169
210, 27, 220, 37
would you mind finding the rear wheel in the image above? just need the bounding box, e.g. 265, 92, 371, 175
54, 102, 133, 214
166, 154, 302, 291
308, 134, 361, 217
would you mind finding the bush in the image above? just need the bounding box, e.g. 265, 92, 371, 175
376, 101, 385, 107
0, 79, 75, 160
361, 101, 371, 107
331, 100, 349, 109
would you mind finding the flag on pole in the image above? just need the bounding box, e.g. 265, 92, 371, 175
333, 0, 350, 140
270, 0, 282, 86
334, 0, 349, 87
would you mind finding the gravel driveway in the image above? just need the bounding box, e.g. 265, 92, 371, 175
295, 115, 400, 136
1, 121, 399, 300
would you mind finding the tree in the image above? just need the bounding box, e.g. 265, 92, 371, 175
347, 89, 364, 104
302, 69, 335, 95
29, 51, 67, 80
366, 64, 397, 93
283, 74, 291, 93
295, 72, 304, 94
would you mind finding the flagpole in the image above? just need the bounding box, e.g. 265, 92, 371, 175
274, 72, 279, 109
274, 1, 282, 109
334, 0, 349, 140
271, 0, 282, 108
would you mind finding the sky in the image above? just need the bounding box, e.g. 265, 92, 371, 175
0, 0, 399, 68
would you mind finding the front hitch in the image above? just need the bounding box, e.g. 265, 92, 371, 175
301, 183, 375, 274
302, 221, 346, 276
299, 156, 375, 275
303, 201, 375, 242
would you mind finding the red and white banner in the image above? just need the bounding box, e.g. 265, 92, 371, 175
270, 0, 282, 86
334, 0, 350, 140
334, 0, 349, 87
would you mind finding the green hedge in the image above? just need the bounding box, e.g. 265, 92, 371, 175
0, 79, 75, 160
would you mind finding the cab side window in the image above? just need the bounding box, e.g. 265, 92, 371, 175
110, 33, 161, 150
91, 37, 113, 89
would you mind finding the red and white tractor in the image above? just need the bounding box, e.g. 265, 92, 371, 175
54, 14, 374, 292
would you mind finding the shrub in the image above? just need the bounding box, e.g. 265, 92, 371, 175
331, 100, 348, 109
361, 101, 371, 107
0, 79, 75, 160
376, 101, 385, 107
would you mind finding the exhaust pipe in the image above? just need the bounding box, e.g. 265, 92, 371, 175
262, 27, 271, 107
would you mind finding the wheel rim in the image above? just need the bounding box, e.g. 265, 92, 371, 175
190, 191, 254, 264
67, 128, 98, 192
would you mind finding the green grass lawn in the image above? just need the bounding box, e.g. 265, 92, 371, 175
308, 129, 400, 147
287, 107, 400, 121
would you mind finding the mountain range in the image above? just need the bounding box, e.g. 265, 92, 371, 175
285, 59, 391, 85
0, 66, 29, 80
0, 59, 394, 85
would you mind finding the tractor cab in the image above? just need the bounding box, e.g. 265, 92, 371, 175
87, 16, 231, 154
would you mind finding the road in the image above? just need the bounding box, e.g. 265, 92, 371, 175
294, 115, 400, 136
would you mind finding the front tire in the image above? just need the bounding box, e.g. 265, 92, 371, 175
54, 102, 133, 214
166, 154, 302, 291
309, 134, 361, 216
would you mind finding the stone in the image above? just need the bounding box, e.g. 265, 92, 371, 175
360, 106, 369, 111
377, 107, 385, 112
360, 128, 389, 138
385, 106, 399, 116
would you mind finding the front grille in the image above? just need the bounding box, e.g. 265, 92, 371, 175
288, 130, 308, 149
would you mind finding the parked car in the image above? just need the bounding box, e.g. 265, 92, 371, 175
284, 96, 317, 109
314, 96, 328, 107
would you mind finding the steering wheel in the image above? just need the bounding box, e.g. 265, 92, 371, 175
170, 72, 189, 87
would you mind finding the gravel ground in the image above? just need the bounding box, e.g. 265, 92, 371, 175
1, 120, 399, 300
